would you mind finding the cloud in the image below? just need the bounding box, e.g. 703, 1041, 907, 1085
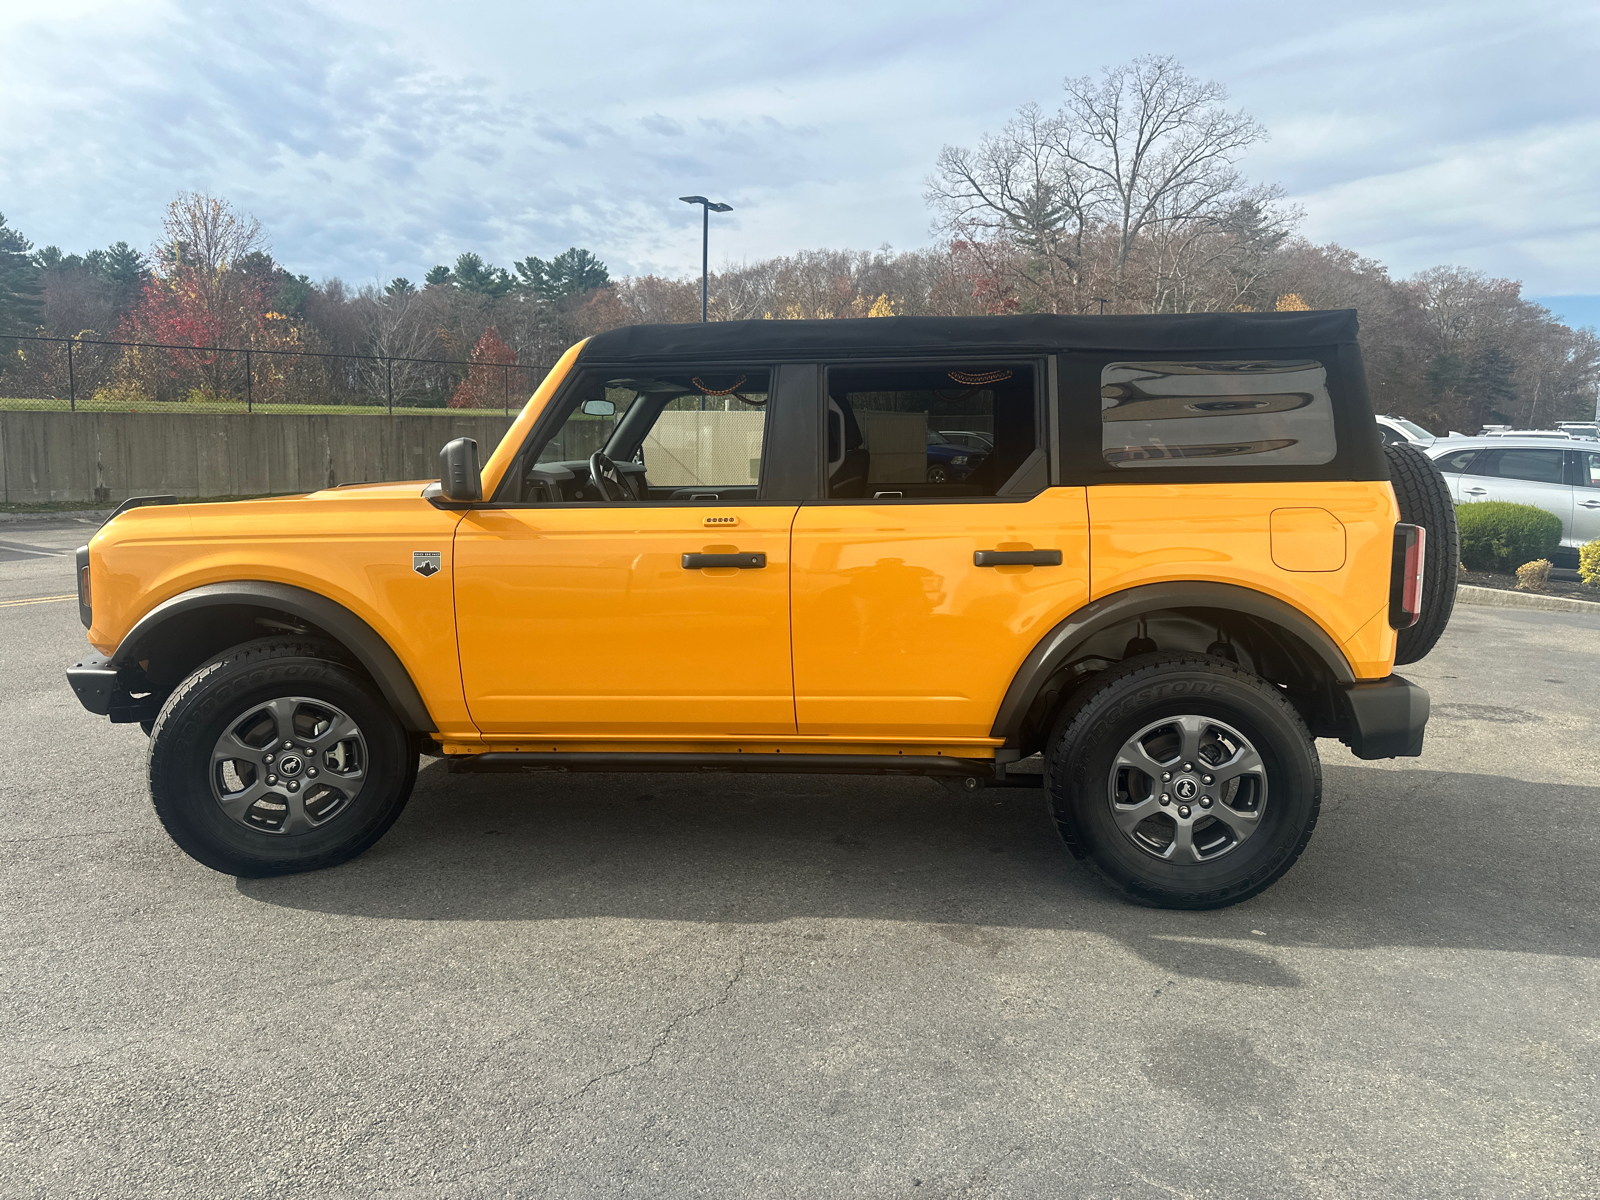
0, 0, 1597, 292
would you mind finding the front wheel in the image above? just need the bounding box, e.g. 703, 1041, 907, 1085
148, 640, 418, 877
1044, 653, 1321, 909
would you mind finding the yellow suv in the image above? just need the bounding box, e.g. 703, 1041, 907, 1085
68, 311, 1454, 908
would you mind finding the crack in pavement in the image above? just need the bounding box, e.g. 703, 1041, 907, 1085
561, 951, 749, 1107
402, 952, 751, 1194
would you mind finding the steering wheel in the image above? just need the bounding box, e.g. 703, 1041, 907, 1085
588, 450, 627, 501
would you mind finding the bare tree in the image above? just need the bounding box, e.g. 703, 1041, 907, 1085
929, 56, 1283, 311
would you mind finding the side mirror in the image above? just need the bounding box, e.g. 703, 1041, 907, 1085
581, 399, 617, 417
439, 437, 482, 503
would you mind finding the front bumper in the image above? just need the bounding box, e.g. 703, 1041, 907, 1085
67, 654, 159, 724
1340, 675, 1429, 759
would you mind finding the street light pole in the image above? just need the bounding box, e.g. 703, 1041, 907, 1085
678, 195, 733, 323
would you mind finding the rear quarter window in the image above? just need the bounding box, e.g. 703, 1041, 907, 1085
1101, 360, 1337, 469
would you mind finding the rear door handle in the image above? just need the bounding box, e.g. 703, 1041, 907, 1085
1464, 488, 1488, 496
682, 552, 766, 569
974, 549, 1063, 567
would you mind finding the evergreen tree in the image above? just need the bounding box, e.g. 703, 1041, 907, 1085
514, 247, 610, 299
0, 213, 45, 336
385, 277, 416, 297
451, 252, 515, 298
424, 265, 453, 287
1466, 347, 1518, 421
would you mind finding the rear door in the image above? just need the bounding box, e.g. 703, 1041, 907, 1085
789, 359, 1090, 741
1457, 447, 1573, 540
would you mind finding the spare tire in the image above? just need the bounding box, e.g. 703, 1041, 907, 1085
1384, 441, 1458, 664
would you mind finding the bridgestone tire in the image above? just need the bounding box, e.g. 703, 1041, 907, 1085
1385, 441, 1458, 664
148, 640, 418, 877
1044, 653, 1321, 910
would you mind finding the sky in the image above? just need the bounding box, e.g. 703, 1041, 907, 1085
1, 0, 1597, 323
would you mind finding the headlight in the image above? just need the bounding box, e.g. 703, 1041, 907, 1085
952, 455, 968, 465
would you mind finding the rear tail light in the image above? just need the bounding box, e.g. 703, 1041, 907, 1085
1389, 523, 1426, 629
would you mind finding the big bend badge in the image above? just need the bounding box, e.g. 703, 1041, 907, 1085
412, 551, 442, 578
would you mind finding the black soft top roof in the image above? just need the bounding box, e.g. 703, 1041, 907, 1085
580, 309, 1359, 363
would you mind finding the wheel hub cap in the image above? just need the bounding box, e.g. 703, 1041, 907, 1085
209, 696, 367, 836
1107, 714, 1268, 863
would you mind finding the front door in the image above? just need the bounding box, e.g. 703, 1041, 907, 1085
455, 366, 798, 737
789, 360, 1090, 740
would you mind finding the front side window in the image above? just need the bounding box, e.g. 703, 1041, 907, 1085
1101, 360, 1337, 469
516, 369, 770, 502
1484, 448, 1565, 485
825, 364, 1037, 498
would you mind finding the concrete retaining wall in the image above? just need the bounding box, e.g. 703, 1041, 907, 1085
0, 410, 517, 503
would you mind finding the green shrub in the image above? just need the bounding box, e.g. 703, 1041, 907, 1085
1456, 501, 1562, 572
1579, 538, 1600, 587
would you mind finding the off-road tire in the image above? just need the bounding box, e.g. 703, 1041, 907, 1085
148, 639, 418, 877
1044, 653, 1321, 910
1385, 441, 1458, 664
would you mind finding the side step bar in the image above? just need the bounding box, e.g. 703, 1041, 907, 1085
446, 751, 1043, 787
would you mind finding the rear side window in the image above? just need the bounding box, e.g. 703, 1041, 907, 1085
1578, 451, 1600, 489
1435, 449, 1482, 474
825, 363, 1037, 498
1101, 360, 1337, 469
1482, 448, 1565, 485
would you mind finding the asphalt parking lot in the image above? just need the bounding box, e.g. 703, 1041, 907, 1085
2, 514, 1597, 1199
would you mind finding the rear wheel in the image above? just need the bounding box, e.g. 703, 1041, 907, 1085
1385, 441, 1458, 664
148, 640, 418, 877
1044, 653, 1321, 909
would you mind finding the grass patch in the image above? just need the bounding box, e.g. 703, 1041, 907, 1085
0, 397, 510, 416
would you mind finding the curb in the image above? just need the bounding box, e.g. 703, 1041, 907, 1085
1456, 583, 1600, 615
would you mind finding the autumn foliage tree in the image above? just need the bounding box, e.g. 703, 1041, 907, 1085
449, 326, 517, 409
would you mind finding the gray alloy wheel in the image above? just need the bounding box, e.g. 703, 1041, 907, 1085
1108, 713, 1267, 864
210, 696, 368, 835
149, 639, 417, 877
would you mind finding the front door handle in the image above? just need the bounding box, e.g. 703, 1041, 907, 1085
974, 549, 1063, 567
683, 552, 766, 569
1580, 500, 1600, 509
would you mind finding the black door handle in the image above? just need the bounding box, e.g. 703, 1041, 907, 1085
974, 549, 1062, 567
683, 552, 767, 569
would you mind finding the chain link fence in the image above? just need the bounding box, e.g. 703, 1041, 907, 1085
0, 334, 551, 415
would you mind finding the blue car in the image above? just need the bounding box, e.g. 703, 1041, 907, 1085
927, 429, 988, 483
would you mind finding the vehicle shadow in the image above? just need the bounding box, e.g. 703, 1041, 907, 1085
238, 758, 1600, 984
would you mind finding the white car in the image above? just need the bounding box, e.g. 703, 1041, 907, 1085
1428, 436, 1600, 564
1375, 415, 1436, 447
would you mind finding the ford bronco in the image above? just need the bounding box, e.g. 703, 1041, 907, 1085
68, 310, 1457, 909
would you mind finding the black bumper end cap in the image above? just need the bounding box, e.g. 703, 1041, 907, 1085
1341, 674, 1430, 760
67, 654, 119, 716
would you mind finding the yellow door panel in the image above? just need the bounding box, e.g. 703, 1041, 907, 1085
455, 506, 799, 735
790, 488, 1090, 739
1090, 481, 1398, 677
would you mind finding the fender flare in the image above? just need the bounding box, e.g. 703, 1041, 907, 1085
111, 581, 436, 732
990, 581, 1356, 742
